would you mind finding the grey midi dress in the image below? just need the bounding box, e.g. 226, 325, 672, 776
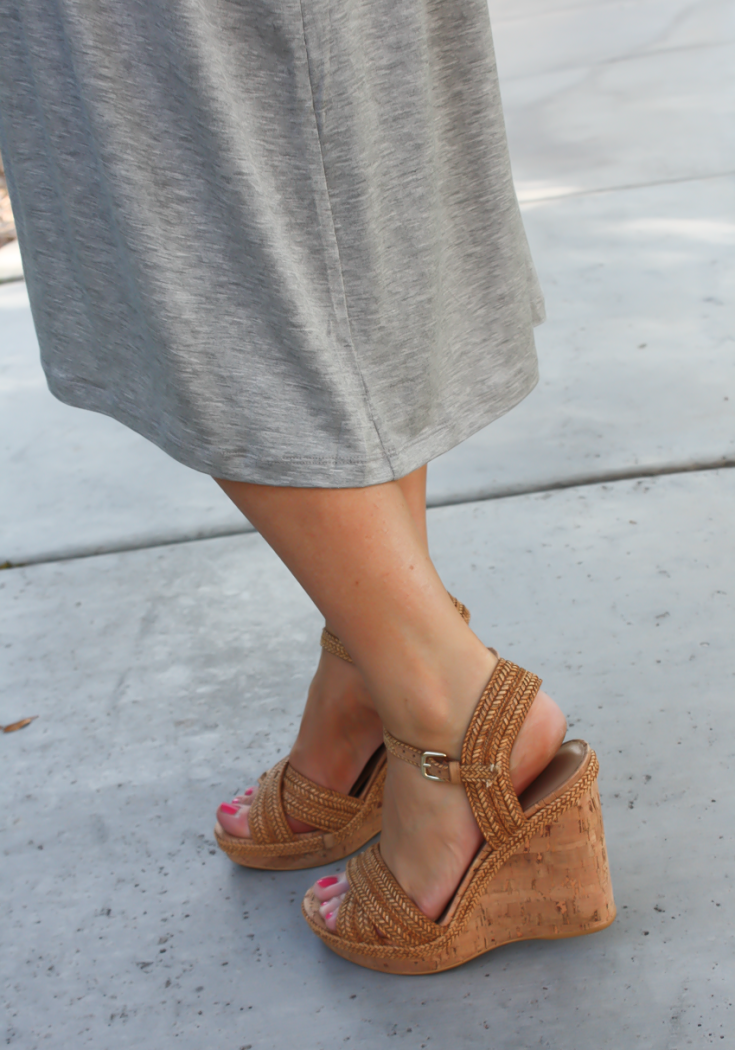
0, 0, 544, 487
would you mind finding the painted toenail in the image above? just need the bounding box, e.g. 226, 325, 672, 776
244, 788, 253, 795
317, 876, 339, 887
220, 803, 239, 815
325, 912, 333, 920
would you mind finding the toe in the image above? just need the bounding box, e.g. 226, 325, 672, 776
217, 801, 251, 838
311, 872, 350, 931
231, 785, 258, 806
313, 872, 350, 903
320, 893, 345, 931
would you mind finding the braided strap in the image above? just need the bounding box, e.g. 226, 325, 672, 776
247, 756, 374, 851
282, 764, 363, 831
338, 844, 441, 948
462, 660, 541, 849
320, 594, 471, 664
320, 628, 352, 662
248, 757, 295, 845
381, 659, 540, 848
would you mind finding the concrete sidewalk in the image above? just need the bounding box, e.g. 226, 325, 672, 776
2, 1, 734, 1047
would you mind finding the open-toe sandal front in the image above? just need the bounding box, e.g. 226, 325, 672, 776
215, 745, 387, 871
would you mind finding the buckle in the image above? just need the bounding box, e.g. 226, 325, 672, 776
420, 750, 448, 781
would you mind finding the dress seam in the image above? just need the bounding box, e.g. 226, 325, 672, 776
295, 0, 398, 478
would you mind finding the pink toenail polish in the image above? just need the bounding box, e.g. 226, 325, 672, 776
220, 803, 239, 815
244, 788, 253, 795
325, 912, 333, 921
317, 876, 339, 888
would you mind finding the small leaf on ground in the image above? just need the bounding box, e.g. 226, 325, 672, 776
2, 716, 38, 733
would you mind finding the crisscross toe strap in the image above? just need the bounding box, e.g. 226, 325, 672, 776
450, 596, 471, 625
281, 765, 363, 831
247, 756, 374, 851
337, 845, 440, 950
247, 757, 296, 845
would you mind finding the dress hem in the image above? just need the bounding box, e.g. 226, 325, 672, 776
45, 353, 539, 489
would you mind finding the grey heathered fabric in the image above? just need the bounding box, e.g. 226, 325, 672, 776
0, 0, 544, 487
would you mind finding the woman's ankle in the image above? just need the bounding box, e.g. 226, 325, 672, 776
376, 639, 499, 758
376, 640, 567, 799
288, 650, 383, 794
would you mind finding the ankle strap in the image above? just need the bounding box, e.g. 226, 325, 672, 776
382, 726, 498, 787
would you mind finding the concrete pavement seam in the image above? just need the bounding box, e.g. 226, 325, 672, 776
519, 169, 735, 205
3, 456, 734, 571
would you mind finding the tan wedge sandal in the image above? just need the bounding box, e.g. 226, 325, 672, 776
214, 595, 471, 871
302, 656, 616, 973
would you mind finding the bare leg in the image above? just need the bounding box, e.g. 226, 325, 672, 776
395, 464, 429, 550
215, 477, 566, 923
217, 467, 428, 836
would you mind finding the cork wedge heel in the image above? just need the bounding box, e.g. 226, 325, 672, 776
214, 596, 471, 871
302, 657, 615, 973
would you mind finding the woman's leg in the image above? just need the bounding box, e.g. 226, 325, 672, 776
217, 467, 429, 836
215, 476, 566, 923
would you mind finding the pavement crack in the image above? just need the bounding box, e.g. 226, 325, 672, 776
3, 456, 735, 569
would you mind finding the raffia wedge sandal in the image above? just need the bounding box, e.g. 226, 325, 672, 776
214, 594, 471, 871
302, 656, 616, 973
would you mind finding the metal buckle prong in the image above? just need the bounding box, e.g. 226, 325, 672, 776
420, 750, 448, 781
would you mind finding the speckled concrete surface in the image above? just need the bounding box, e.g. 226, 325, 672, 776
429, 175, 735, 504
494, 1, 735, 202
3, 470, 734, 1048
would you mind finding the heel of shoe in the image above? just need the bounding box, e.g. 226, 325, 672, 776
472, 779, 616, 949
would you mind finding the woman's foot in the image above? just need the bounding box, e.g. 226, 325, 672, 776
216, 645, 384, 837
311, 682, 567, 931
